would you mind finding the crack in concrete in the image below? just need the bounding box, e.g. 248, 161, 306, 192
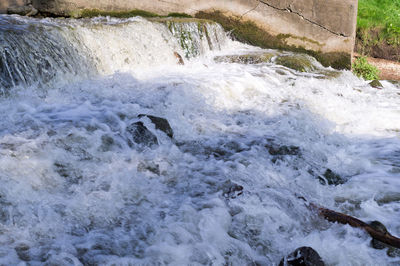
258, 0, 348, 37
240, 2, 260, 19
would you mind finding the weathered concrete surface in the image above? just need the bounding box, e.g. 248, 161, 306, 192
1, 0, 358, 69
0, 0, 27, 14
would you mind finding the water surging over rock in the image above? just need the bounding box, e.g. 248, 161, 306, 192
0, 16, 227, 93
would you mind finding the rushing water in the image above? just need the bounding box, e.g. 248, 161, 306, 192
0, 14, 400, 266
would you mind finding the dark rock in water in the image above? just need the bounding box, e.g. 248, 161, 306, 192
370, 220, 389, 250
126, 121, 158, 147
266, 144, 300, 156
15, 243, 30, 261
99, 134, 115, 152
138, 114, 174, 139
279, 247, 325, 266
275, 55, 315, 73
138, 161, 161, 175
369, 80, 383, 89
7, 5, 38, 16
369, 221, 400, 257
221, 180, 243, 199
318, 169, 344, 186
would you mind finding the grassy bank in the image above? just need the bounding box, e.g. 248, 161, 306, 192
356, 0, 400, 61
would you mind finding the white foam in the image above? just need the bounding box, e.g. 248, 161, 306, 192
0, 15, 399, 265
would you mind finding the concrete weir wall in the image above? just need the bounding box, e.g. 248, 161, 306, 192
0, 0, 27, 13
2, 0, 358, 69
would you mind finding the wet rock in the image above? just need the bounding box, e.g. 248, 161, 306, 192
375, 192, 400, 206
279, 247, 325, 266
318, 169, 344, 186
369, 221, 400, 257
370, 221, 389, 250
177, 139, 249, 161
99, 134, 115, 152
174, 52, 185, 65
221, 180, 243, 199
207, 141, 249, 159
214, 52, 275, 64
138, 114, 174, 139
7, 5, 38, 16
275, 55, 315, 72
315, 69, 342, 80
15, 243, 30, 261
126, 121, 158, 147
266, 144, 300, 156
138, 161, 160, 175
369, 80, 383, 89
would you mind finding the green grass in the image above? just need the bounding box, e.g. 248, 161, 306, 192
78, 9, 160, 18
357, 0, 400, 46
352, 56, 380, 80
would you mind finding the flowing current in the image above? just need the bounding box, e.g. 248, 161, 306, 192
0, 14, 400, 265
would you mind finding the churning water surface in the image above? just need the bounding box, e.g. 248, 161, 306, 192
0, 14, 400, 265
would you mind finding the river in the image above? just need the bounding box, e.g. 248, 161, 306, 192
0, 14, 400, 265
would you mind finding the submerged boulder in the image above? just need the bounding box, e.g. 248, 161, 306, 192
279, 247, 325, 266
275, 54, 315, 72
138, 114, 174, 139
221, 180, 244, 199
318, 169, 344, 186
137, 161, 161, 175
15, 243, 30, 261
126, 121, 158, 147
266, 144, 300, 156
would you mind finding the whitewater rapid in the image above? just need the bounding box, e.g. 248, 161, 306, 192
0, 15, 399, 265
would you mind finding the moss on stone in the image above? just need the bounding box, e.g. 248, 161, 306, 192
214, 52, 275, 64
74, 9, 160, 18
275, 55, 315, 72
195, 10, 351, 70
195, 11, 284, 49
314, 52, 351, 70
277, 34, 323, 48
155, 18, 213, 58
167, 12, 193, 18
316, 69, 342, 79
150, 17, 213, 24
369, 79, 383, 88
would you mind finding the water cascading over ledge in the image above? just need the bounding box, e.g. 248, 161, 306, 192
0, 15, 227, 92
0, 13, 400, 266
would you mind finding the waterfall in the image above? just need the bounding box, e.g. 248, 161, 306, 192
0, 14, 399, 266
0, 16, 228, 92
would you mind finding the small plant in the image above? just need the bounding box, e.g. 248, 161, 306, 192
386, 23, 400, 46
352, 56, 380, 80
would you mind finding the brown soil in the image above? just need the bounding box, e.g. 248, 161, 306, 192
355, 28, 400, 62
354, 27, 400, 80
353, 53, 400, 80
